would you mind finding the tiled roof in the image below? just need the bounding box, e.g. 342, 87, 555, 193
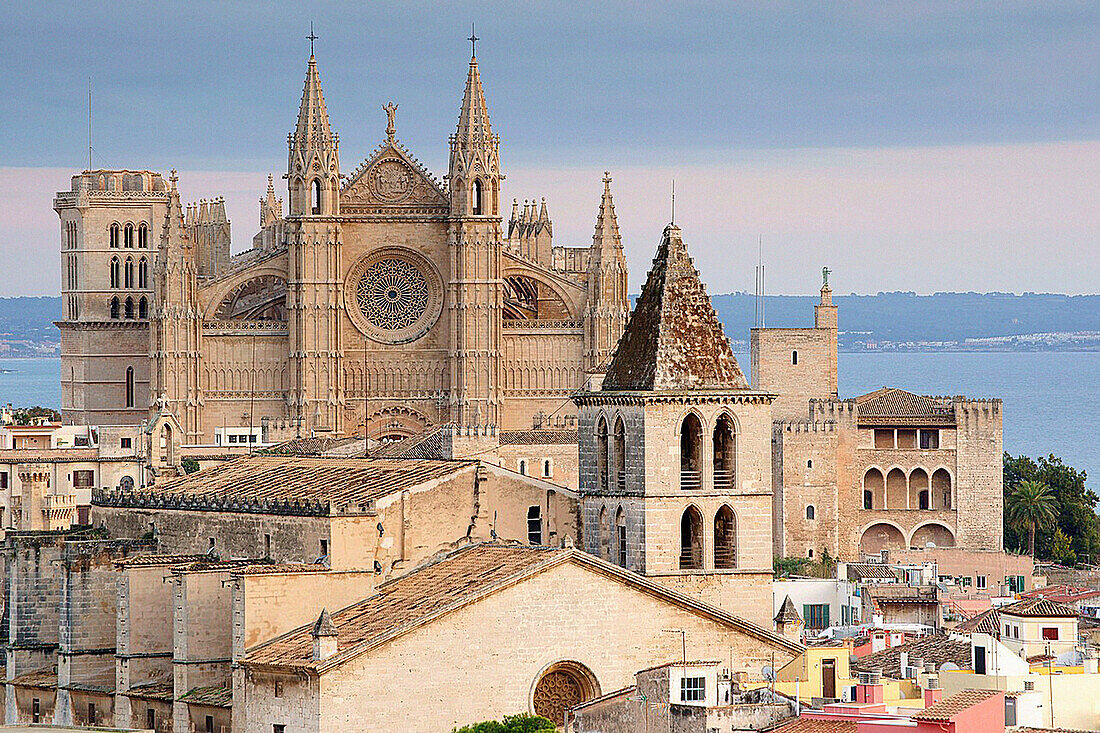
10, 666, 57, 689
775, 596, 802, 624
243, 543, 801, 672
262, 436, 361, 456
846, 563, 898, 581
0, 448, 128, 463
602, 224, 750, 392
912, 689, 1001, 721
851, 635, 971, 678
371, 427, 445, 459
115, 553, 210, 568
178, 684, 232, 708
126, 680, 174, 701
499, 429, 579, 446
1019, 585, 1100, 605
770, 719, 858, 733
103, 455, 476, 508
1000, 596, 1079, 618
231, 563, 328, 576
855, 388, 956, 426
955, 607, 1000, 634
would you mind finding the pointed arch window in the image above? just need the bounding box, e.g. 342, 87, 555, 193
311, 179, 322, 214
596, 416, 609, 492
110, 257, 121, 289
138, 258, 148, 289
713, 414, 736, 489
124, 257, 134, 289
472, 179, 483, 215
613, 417, 626, 491
138, 223, 148, 248
124, 223, 134, 248
615, 507, 627, 567
714, 505, 737, 569
124, 297, 134, 319
680, 414, 703, 490
138, 296, 148, 319
679, 506, 703, 570
109, 297, 120, 320
125, 366, 135, 408
109, 223, 120, 248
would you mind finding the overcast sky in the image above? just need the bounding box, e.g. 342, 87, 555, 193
1, 1, 1097, 296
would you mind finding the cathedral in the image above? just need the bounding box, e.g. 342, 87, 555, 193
54, 46, 629, 444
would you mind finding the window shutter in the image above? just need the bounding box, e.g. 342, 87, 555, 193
823, 605, 830, 627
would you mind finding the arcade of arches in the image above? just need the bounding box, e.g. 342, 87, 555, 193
862, 467, 953, 511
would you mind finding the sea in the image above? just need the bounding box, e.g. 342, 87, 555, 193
1, 352, 1096, 490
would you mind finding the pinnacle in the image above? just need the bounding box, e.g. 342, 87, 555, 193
590, 173, 623, 259
293, 53, 333, 149
455, 54, 492, 143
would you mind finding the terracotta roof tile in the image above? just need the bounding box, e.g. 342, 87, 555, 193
261, 436, 361, 456
1001, 596, 1079, 618
10, 666, 56, 689
954, 607, 1000, 634
126, 680, 174, 701
855, 388, 956, 426
912, 689, 1001, 721
177, 684, 232, 708
371, 427, 445, 459
499, 429, 578, 446
114, 553, 210, 568
96, 455, 477, 512
846, 563, 899, 581
602, 224, 750, 392
851, 635, 971, 678
770, 719, 858, 733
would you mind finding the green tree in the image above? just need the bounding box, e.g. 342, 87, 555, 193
182, 458, 201, 474
1050, 528, 1076, 566
452, 714, 555, 733
1005, 479, 1057, 557
1004, 453, 1098, 564
773, 556, 811, 578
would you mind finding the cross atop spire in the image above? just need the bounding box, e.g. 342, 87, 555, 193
468, 24, 479, 58
307, 22, 318, 57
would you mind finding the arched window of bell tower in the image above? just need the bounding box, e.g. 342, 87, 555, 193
472, 179, 483, 215
311, 179, 323, 214
679, 506, 704, 570
713, 414, 736, 489
613, 417, 626, 491
595, 416, 609, 492
680, 413, 703, 490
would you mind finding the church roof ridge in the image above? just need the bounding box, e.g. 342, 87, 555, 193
240, 542, 801, 674
601, 223, 750, 392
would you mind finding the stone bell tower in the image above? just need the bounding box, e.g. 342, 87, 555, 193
286, 49, 344, 434
574, 223, 776, 627
446, 36, 504, 427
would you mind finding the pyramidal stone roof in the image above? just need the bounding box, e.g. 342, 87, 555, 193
602, 224, 749, 392
774, 595, 803, 625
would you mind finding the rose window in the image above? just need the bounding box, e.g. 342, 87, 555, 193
356, 258, 430, 331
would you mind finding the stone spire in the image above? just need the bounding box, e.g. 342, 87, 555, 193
454, 51, 493, 145
260, 174, 283, 227
602, 223, 749, 391
287, 53, 340, 216
583, 173, 629, 371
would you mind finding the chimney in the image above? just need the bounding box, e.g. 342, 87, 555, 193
311, 609, 338, 662
923, 676, 942, 706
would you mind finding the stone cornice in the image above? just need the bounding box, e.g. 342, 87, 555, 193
573, 390, 775, 406
55, 320, 150, 331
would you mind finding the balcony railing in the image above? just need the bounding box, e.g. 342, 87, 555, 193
713, 470, 733, 489
616, 472, 626, 491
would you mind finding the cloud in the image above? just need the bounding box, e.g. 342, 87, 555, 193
1, 139, 1097, 297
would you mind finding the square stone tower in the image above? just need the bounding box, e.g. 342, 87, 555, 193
574, 224, 776, 626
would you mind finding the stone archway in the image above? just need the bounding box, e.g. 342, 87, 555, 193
910, 522, 956, 549
532, 661, 600, 726
859, 522, 905, 556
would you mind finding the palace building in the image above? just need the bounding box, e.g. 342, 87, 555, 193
54, 46, 629, 447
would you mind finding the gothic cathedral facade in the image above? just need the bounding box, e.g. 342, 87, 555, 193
54, 49, 630, 444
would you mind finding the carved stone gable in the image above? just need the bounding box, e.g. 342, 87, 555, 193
341, 143, 447, 215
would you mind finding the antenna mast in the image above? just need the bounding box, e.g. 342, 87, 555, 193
87, 77, 92, 171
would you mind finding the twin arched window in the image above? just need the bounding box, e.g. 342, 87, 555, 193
680, 505, 737, 570
109, 223, 120, 248
110, 257, 121, 288
124, 257, 134, 288
137, 223, 148, 248
124, 297, 134, 319
680, 413, 737, 490
137, 258, 148, 288
138, 296, 148, 319
110, 297, 120, 320
124, 223, 134, 248
595, 415, 627, 492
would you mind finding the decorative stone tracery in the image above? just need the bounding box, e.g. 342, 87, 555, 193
344, 248, 443, 344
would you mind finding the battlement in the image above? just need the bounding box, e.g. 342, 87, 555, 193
68, 169, 168, 195
773, 420, 837, 435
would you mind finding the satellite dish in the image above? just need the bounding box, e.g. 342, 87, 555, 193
939, 662, 960, 672
762, 665, 777, 682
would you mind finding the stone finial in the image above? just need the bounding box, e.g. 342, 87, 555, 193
311, 608, 338, 661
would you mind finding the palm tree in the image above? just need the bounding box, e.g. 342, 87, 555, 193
1006, 480, 1057, 558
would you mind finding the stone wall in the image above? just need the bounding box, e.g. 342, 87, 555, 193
954, 399, 1003, 550
772, 422, 839, 559
751, 327, 834, 422
242, 561, 797, 733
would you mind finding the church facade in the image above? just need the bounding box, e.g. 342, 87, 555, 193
54, 49, 629, 445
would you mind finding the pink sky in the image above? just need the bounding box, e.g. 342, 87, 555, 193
3, 139, 1097, 297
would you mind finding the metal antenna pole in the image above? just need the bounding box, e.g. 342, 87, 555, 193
88, 77, 92, 170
